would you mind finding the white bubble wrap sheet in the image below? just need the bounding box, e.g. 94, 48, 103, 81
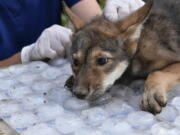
0, 59, 180, 135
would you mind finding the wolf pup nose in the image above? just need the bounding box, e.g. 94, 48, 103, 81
73, 87, 89, 99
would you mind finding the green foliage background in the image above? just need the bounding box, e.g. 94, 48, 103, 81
99, 0, 105, 8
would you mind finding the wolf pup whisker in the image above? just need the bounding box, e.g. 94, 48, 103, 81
64, 0, 180, 114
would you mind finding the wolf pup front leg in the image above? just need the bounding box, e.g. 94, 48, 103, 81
141, 63, 180, 114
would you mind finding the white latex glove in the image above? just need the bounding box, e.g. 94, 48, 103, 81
104, 0, 145, 21
21, 25, 73, 63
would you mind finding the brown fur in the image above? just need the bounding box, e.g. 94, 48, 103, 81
65, 0, 180, 114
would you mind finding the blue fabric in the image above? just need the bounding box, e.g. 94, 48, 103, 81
66, 0, 81, 7
0, 0, 80, 60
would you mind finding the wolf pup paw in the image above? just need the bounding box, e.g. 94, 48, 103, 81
140, 86, 167, 114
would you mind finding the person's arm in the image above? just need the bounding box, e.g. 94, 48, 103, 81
0, 0, 102, 68
71, 0, 102, 22
0, 53, 21, 68
0, 25, 72, 68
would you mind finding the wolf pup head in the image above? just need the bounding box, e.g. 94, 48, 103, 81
65, 0, 153, 101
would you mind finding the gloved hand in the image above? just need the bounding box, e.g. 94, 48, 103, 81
104, 0, 145, 21
21, 25, 73, 63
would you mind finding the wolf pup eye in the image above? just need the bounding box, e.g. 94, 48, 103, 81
96, 57, 108, 66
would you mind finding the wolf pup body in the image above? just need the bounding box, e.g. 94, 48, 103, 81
65, 0, 180, 114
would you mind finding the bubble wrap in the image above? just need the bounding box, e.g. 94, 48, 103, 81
0, 59, 180, 135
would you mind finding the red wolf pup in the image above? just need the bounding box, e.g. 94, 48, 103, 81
65, 0, 180, 114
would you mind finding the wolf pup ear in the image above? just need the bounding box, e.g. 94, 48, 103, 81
117, 0, 153, 33
117, 0, 153, 55
63, 2, 85, 30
